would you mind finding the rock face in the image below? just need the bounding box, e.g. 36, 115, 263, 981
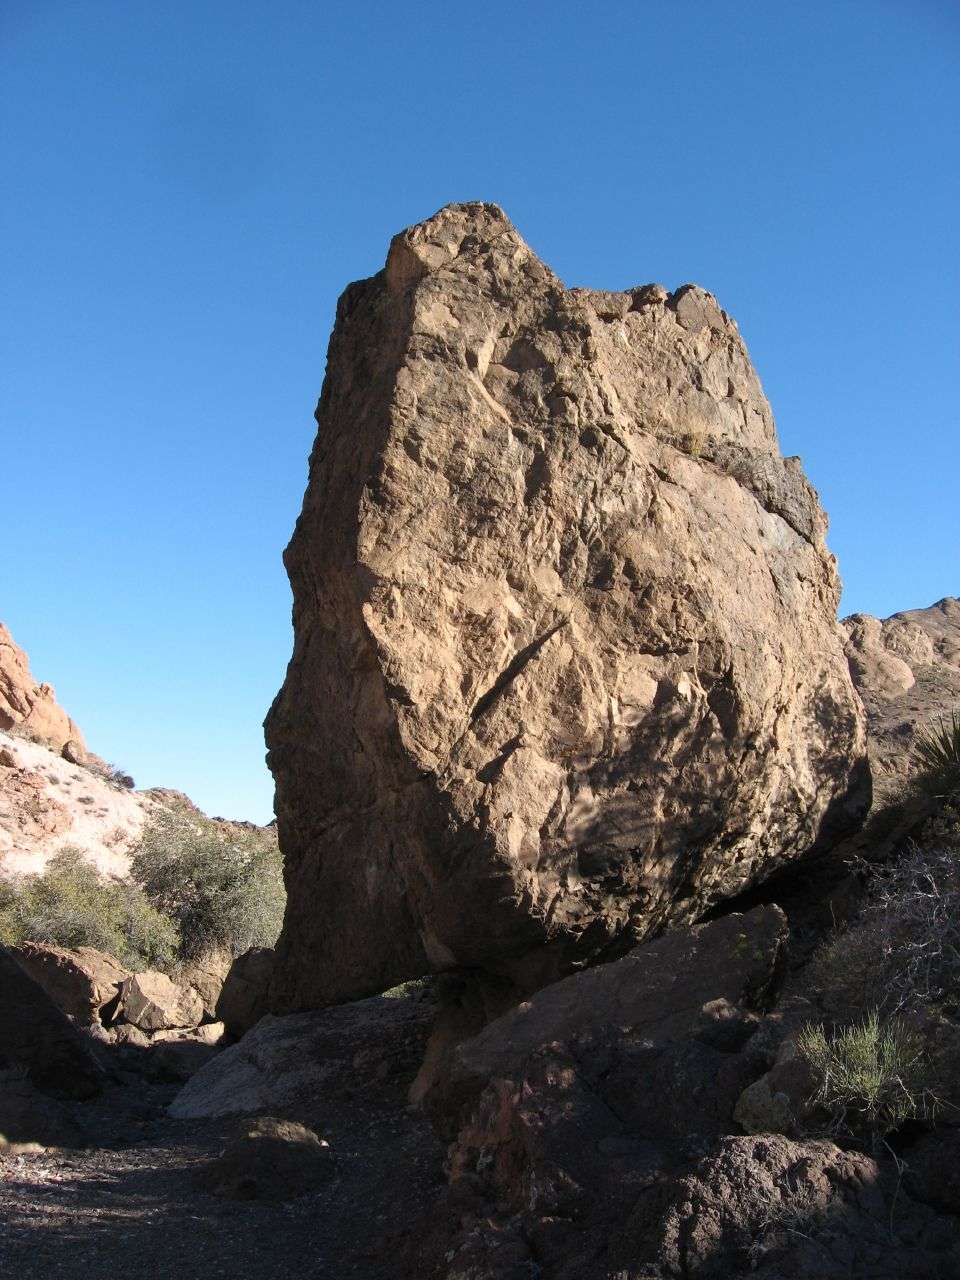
216, 947, 275, 1038
169, 993, 435, 1119
0, 624, 85, 753
843, 597, 960, 800
266, 202, 869, 1010
175, 948, 233, 1022
431, 906, 787, 1138
612, 1134, 958, 1280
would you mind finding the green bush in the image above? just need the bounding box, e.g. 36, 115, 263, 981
130, 805, 285, 962
798, 1011, 937, 1138
0, 848, 179, 970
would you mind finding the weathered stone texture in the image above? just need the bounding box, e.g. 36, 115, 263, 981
266, 203, 868, 1010
0, 623, 85, 753
843, 596, 960, 800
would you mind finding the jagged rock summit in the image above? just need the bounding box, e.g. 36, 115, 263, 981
266, 202, 869, 1010
0, 623, 84, 753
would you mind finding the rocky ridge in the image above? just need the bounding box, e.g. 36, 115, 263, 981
844, 596, 960, 799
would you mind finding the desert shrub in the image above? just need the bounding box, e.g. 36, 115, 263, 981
105, 765, 135, 790
80, 756, 135, 789
806, 844, 960, 1018
130, 805, 285, 962
912, 713, 960, 799
798, 1011, 937, 1138
0, 848, 179, 970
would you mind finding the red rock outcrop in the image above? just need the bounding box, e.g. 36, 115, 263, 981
0, 623, 85, 753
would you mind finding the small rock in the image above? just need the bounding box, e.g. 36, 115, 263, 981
153, 1021, 225, 1047
61, 738, 86, 765
199, 1117, 333, 1201
112, 1023, 151, 1048
734, 1038, 816, 1135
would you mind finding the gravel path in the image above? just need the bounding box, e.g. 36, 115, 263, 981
0, 1078, 445, 1279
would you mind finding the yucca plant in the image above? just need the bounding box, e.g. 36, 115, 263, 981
912, 713, 960, 798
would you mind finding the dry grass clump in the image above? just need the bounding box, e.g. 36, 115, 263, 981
797, 1011, 937, 1139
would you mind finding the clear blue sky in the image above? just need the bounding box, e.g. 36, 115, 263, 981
2, 2, 957, 822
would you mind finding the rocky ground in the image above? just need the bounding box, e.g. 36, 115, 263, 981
0, 1056, 445, 1279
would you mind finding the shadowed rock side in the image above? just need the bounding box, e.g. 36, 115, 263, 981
843, 597, 960, 802
0, 944, 104, 1099
266, 202, 869, 1011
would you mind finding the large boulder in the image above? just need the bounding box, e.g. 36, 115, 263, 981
11, 942, 129, 1025
266, 202, 869, 1010
0, 623, 85, 753
843, 597, 960, 801
169, 992, 435, 1119
116, 970, 204, 1032
0, 945, 103, 1098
